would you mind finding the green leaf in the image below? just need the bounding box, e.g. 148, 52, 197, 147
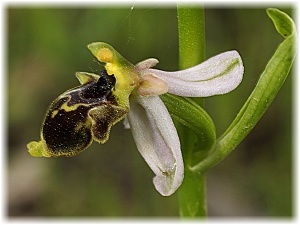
267, 8, 295, 38
192, 8, 297, 173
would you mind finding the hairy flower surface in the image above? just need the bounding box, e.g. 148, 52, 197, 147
27, 42, 244, 196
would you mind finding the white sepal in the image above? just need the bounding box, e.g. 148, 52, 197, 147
144, 51, 244, 97
127, 95, 184, 196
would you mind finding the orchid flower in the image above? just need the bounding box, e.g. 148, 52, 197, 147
27, 42, 244, 196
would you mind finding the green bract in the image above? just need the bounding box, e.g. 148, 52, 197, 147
194, 8, 297, 173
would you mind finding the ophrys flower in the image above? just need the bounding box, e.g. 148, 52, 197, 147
27, 42, 243, 196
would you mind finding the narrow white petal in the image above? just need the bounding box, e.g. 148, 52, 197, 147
136, 58, 159, 71
144, 51, 244, 97
127, 95, 184, 196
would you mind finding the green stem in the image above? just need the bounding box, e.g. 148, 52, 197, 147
177, 4, 205, 108
177, 4, 206, 69
176, 4, 207, 217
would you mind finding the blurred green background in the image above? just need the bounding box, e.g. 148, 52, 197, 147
7, 4, 294, 217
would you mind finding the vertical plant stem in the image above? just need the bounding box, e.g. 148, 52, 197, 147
177, 4, 206, 68
176, 4, 207, 217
